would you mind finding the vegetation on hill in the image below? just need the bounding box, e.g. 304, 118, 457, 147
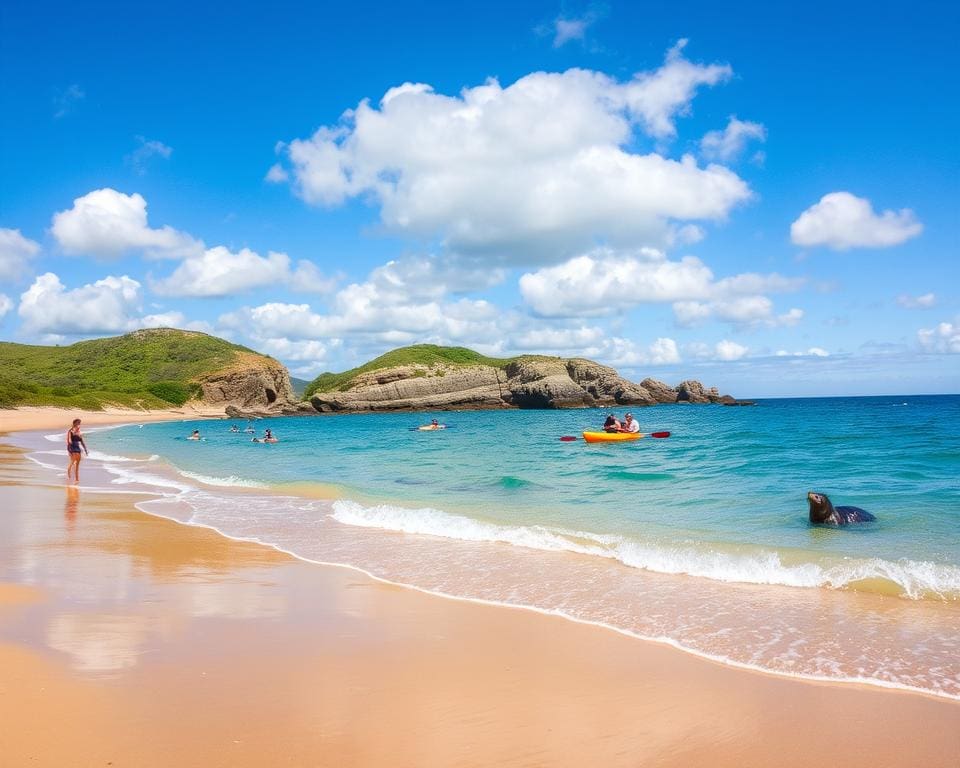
0, 328, 260, 410
303, 344, 517, 397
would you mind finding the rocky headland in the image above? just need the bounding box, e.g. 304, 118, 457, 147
303, 347, 738, 413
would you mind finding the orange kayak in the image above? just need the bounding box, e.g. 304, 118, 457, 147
582, 431, 642, 443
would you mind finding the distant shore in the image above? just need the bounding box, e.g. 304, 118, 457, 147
0, 405, 227, 434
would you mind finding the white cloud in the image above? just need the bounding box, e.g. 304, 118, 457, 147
273, 44, 746, 263
265, 163, 288, 182
511, 326, 605, 351
897, 292, 936, 309
519, 246, 804, 325
138, 311, 212, 333
519, 247, 715, 317
53, 84, 84, 118
0, 294, 12, 319
674, 298, 803, 329
553, 17, 590, 47
584, 336, 682, 367
685, 340, 749, 361
18, 272, 143, 335
547, 8, 605, 48
51, 188, 199, 259
790, 192, 923, 250
775, 347, 829, 357
126, 136, 173, 175
150, 247, 334, 298
917, 321, 960, 354
700, 116, 766, 162
0, 228, 41, 281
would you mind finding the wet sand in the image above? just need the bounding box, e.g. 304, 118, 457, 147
0, 439, 957, 767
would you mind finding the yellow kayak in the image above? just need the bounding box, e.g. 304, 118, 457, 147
582, 431, 641, 443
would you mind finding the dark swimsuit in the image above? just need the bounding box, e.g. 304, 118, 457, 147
68, 430, 83, 454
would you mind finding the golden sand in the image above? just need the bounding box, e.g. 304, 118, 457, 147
0, 436, 957, 767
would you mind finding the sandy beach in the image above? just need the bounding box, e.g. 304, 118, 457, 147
0, 405, 228, 434
1, 414, 958, 767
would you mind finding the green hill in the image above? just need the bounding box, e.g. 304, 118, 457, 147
0, 328, 263, 410
303, 344, 517, 398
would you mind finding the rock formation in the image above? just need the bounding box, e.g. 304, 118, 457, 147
307, 355, 735, 412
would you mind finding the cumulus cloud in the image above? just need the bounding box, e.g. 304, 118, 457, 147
272, 43, 745, 262
51, 188, 199, 258
686, 340, 749, 361
674, 298, 803, 329
917, 321, 960, 353
519, 247, 714, 316
790, 192, 923, 250
0, 228, 41, 281
18, 272, 143, 335
519, 246, 804, 327
700, 116, 766, 162
126, 136, 173, 175
897, 292, 936, 309
150, 247, 335, 298
511, 326, 605, 351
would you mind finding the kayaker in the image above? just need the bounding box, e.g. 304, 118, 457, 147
603, 414, 621, 433
621, 414, 640, 434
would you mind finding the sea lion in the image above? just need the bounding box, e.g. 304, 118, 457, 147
807, 491, 875, 525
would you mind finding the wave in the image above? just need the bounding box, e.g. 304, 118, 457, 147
178, 470, 268, 489
330, 500, 960, 601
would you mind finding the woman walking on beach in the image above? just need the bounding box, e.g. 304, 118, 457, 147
66, 418, 88, 482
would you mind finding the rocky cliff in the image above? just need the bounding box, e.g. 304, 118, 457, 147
199, 352, 297, 409
307, 353, 734, 412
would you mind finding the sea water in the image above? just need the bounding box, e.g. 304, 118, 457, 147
30, 395, 960, 699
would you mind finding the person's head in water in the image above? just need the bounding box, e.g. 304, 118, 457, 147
431, 419, 439, 425
191, 429, 199, 436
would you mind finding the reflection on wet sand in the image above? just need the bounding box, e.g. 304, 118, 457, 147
64, 485, 79, 532
0, 448, 288, 675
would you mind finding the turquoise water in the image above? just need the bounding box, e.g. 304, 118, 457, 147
99, 395, 960, 587
33, 395, 960, 698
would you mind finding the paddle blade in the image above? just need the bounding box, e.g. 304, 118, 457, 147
559, 436, 580, 441
651, 431, 671, 438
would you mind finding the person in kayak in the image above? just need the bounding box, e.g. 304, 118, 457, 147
620, 413, 640, 434
603, 414, 621, 432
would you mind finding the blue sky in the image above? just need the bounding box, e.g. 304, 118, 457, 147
1, 0, 957, 396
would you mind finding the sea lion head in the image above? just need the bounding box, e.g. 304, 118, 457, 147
807, 491, 836, 524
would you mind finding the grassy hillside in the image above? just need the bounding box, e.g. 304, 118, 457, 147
0, 328, 260, 410
304, 344, 516, 397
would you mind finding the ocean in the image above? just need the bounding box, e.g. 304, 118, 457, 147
24, 394, 960, 699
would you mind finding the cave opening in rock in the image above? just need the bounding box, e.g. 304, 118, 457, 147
265, 388, 277, 403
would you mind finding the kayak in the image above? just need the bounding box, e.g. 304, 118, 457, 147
582, 431, 641, 443
417, 424, 446, 431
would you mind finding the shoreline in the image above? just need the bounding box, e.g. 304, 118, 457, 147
12, 416, 960, 703
0, 404, 230, 434
1, 435, 959, 765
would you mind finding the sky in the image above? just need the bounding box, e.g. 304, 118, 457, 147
1, 0, 958, 397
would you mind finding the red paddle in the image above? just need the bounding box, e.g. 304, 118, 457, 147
559, 431, 670, 441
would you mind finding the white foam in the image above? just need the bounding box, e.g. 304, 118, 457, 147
330, 500, 960, 600
178, 470, 268, 489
